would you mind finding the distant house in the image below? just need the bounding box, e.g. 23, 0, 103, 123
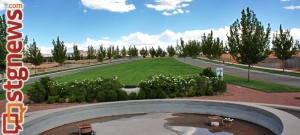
79, 50, 88, 59
42, 54, 53, 62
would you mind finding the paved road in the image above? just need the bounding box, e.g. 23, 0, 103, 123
176, 57, 300, 88
0, 58, 142, 86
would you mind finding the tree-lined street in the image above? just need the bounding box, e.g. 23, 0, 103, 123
176, 57, 300, 88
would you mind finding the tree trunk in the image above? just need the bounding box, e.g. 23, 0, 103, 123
35, 65, 37, 74
248, 64, 250, 82
61, 65, 63, 71
282, 60, 285, 72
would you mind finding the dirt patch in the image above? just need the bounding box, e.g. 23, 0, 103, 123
165, 113, 274, 135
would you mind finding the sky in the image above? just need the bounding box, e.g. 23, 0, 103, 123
0, 0, 300, 53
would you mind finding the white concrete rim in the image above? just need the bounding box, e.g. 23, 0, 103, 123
4, 99, 300, 135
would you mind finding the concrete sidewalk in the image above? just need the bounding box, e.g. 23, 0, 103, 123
176, 57, 300, 88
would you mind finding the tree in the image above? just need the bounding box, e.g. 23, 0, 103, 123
107, 46, 112, 59
99, 45, 106, 59
87, 45, 95, 65
140, 47, 148, 58
227, 7, 271, 82
161, 51, 167, 57
97, 47, 104, 63
128, 45, 134, 58
128, 45, 138, 58
121, 46, 126, 58
73, 44, 80, 61
149, 47, 156, 58
212, 37, 225, 62
0, 14, 7, 91
87, 45, 95, 59
133, 45, 138, 57
185, 40, 201, 58
22, 35, 29, 63
201, 31, 214, 60
52, 37, 67, 71
114, 46, 120, 59
272, 25, 297, 72
156, 46, 163, 57
27, 39, 44, 74
167, 45, 176, 57
176, 38, 187, 57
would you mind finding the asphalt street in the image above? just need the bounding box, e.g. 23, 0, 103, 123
176, 57, 300, 88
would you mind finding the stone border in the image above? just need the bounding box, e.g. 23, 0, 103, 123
8, 99, 300, 135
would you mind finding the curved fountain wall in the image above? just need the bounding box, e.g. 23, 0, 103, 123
17, 99, 300, 135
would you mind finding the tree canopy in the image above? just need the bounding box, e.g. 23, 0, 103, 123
73, 44, 80, 61
227, 7, 271, 82
51, 37, 67, 70
272, 25, 297, 72
27, 39, 43, 74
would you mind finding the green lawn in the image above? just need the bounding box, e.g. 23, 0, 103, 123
197, 57, 300, 77
1, 58, 299, 100
54, 58, 202, 85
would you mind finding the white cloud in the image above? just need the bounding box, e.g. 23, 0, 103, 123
177, 9, 184, 14
290, 28, 300, 41
146, 0, 192, 16
0, 0, 22, 11
40, 27, 300, 54
283, 5, 300, 10
181, 4, 189, 7
81, 0, 135, 13
162, 11, 172, 16
280, 0, 290, 2
40, 46, 53, 54
83, 9, 87, 13
186, 10, 190, 13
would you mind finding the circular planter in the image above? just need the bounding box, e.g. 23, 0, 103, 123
122, 85, 140, 94
20, 99, 300, 135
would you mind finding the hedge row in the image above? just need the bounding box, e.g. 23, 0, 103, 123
28, 77, 146, 104
138, 73, 226, 99
27, 69, 226, 104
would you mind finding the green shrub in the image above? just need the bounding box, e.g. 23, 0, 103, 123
47, 96, 59, 104
58, 98, 65, 103
147, 90, 157, 99
138, 74, 226, 98
85, 93, 95, 103
201, 67, 216, 78
76, 95, 85, 103
205, 86, 213, 96
117, 90, 128, 101
106, 91, 117, 101
137, 91, 146, 99
96, 91, 106, 102
27, 82, 46, 103
156, 90, 167, 99
39, 76, 53, 100
129, 92, 137, 100
169, 93, 177, 98
68, 96, 76, 103
212, 78, 227, 93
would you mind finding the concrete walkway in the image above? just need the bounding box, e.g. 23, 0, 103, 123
176, 57, 300, 88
